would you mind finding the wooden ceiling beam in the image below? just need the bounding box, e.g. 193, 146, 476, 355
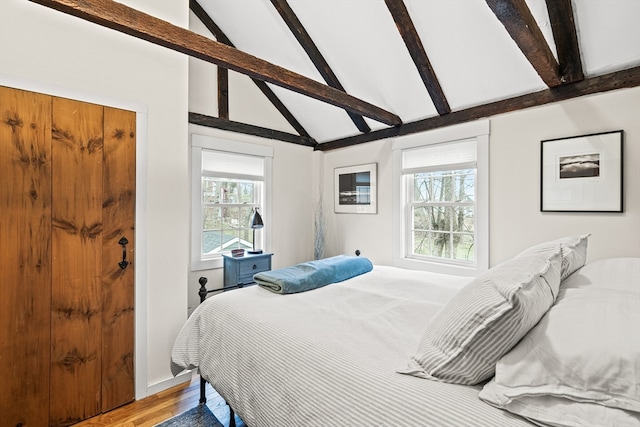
317, 66, 640, 151
190, 0, 309, 136
30, 0, 402, 126
270, 0, 371, 133
486, 0, 562, 87
189, 0, 228, 119
189, 113, 317, 148
189, 0, 233, 45
217, 67, 229, 119
384, 0, 450, 115
545, 0, 583, 84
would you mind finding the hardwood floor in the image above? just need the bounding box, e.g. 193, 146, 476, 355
73, 373, 245, 427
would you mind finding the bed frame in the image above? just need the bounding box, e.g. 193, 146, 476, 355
197, 276, 242, 427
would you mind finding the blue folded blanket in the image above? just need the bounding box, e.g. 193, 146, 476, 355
254, 255, 373, 294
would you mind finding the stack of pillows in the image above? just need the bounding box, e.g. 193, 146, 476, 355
400, 234, 640, 427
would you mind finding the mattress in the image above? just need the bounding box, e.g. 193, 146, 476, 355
171, 265, 536, 426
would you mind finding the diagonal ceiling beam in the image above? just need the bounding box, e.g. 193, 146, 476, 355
30, 0, 402, 126
486, 0, 562, 87
190, 0, 311, 137
270, 0, 371, 133
545, 0, 583, 84
189, 113, 317, 147
189, 0, 233, 46
317, 66, 640, 151
384, 0, 451, 115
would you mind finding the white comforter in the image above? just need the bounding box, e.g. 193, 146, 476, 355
171, 265, 536, 427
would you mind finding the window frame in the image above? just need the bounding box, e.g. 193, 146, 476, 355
201, 174, 263, 255
406, 165, 477, 265
392, 120, 489, 276
191, 134, 273, 271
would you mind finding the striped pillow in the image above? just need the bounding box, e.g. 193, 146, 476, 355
516, 234, 589, 281
399, 247, 563, 385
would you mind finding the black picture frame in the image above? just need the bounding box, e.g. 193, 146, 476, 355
334, 163, 377, 214
541, 130, 623, 212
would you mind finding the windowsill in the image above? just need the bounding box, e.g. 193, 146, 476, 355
393, 256, 481, 277
190, 256, 223, 272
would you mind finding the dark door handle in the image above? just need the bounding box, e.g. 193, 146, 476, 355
118, 237, 129, 269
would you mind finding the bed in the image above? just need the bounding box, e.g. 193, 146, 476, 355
171, 236, 640, 427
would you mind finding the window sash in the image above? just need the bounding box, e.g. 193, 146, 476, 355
198, 169, 263, 260
200, 178, 262, 258
405, 170, 477, 265
410, 168, 476, 204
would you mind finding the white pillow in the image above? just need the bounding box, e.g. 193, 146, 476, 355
480, 381, 640, 427
479, 258, 640, 427
517, 234, 590, 280
399, 247, 562, 385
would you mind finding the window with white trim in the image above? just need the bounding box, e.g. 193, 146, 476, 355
392, 121, 489, 276
404, 140, 477, 263
191, 134, 272, 271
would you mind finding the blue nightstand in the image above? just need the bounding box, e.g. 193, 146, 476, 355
222, 252, 273, 289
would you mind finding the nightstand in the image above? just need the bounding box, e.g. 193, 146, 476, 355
223, 252, 273, 289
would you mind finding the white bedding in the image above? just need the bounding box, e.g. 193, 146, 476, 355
479, 257, 640, 427
171, 266, 537, 427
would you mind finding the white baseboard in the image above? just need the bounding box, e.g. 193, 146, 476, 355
145, 370, 193, 397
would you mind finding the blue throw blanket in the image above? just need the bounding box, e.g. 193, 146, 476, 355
254, 255, 373, 294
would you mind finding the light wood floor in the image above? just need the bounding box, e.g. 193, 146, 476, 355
73, 373, 244, 427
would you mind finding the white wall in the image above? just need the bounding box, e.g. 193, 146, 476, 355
489, 87, 640, 264
1, 0, 190, 397
321, 87, 640, 266
321, 139, 394, 263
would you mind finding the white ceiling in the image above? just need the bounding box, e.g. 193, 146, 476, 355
195, 0, 640, 144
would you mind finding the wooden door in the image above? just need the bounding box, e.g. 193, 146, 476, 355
101, 106, 136, 413
49, 97, 105, 425
0, 87, 135, 427
0, 86, 53, 427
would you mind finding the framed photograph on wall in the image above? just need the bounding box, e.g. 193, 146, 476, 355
541, 130, 623, 212
334, 163, 377, 214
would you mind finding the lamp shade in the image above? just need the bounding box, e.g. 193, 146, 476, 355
250, 208, 264, 229
248, 208, 264, 254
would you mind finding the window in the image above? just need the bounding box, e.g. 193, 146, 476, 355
392, 121, 489, 276
201, 151, 262, 255
191, 135, 272, 270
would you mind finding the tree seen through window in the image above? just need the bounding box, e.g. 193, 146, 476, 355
411, 169, 475, 262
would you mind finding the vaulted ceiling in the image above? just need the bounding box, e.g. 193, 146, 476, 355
31, 0, 640, 150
